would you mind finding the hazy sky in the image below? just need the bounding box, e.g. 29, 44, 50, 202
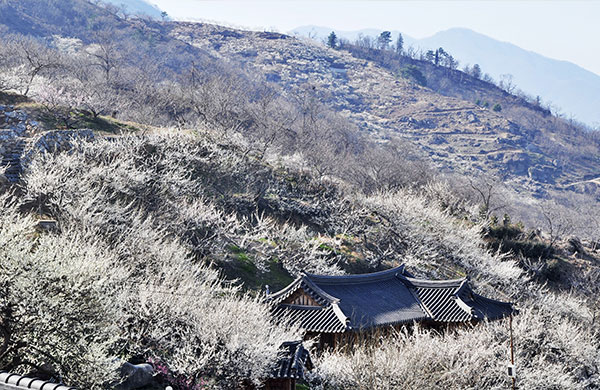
150, 0, 600, 76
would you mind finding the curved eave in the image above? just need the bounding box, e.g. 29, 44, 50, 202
300, 276, 341, 304
472, 292, 515, 308
268, 276, 341, 306
347, 314, 431, 331
267, 276, 303, 303
471, 293, 516, 320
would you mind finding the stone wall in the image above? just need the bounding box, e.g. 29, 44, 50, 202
0, 104, 37, 135
0, 105, 94, 186
0, 105, 31, 184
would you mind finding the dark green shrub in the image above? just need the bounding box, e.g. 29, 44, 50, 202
400, 65, 427, 87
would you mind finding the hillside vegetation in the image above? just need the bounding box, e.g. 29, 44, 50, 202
171, 22, 600, 200
0, 1, 600, 389
6, 116, 600, 389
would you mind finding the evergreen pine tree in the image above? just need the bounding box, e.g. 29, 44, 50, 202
472, 64, 482, 79
377, 31, 392, 50
395, 33, 404, 55
327, 31, 338, 49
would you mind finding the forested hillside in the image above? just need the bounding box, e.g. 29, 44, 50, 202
1, 1, 600, 389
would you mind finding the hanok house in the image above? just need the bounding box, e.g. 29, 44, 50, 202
269, 266, 515, 348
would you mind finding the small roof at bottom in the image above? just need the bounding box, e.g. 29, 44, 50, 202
270, 341, 313, 380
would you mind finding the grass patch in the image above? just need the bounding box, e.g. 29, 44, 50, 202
491, 239, 552, 260
0, 91, 30, 106
77, 114, 142, 134
9, 101, 141, 134
487, 223, 554, 259
221, 245, 294, 292
542, 257, 564, 282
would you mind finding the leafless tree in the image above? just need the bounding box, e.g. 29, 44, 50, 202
540, 201, 575, 254
68, 56, 120, 118
351, 138, 431, 193
468, 175, 508, 221
243, 87, 297, 159
498, 73, 516, 94
5, 35, 63, 96
34, 77, 83, 128
85, 29, 123, 84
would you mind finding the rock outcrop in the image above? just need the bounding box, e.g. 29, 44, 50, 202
116, 363, 156, 390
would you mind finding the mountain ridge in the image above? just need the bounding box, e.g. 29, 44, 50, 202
291, 25, 600, 127
100, 0, 166, 19
0, 0, 598, 221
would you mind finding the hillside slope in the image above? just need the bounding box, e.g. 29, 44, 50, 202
1, 0, 598, 202
3, 93, 600, 389
170, 23, 600, 199
1, 2, 600, 388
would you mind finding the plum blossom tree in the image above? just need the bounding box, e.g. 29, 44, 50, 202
33, 78, 84, 128
3, 35, 64, 96
0, 195, 125, 388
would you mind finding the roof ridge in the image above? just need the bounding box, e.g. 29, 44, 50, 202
304, 265, 405, 285
331, 302, 350, 330
454, 279, 469, 294
0, 372, 76, 390
398, 273, 467, 288
453, 294, 476, 318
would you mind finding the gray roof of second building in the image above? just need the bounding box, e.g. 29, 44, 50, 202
272, 304, 347, 333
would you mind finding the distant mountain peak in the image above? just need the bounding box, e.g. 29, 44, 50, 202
435, 27, 479, 34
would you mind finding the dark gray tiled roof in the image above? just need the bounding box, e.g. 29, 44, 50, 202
0, 372, 76, 390
460, 288, 516, 321
307, 268, 428, 329
270, 266, 515, 332
270, 341, 313, 379
272, 304, 347, 333
414, 285, 473, 322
